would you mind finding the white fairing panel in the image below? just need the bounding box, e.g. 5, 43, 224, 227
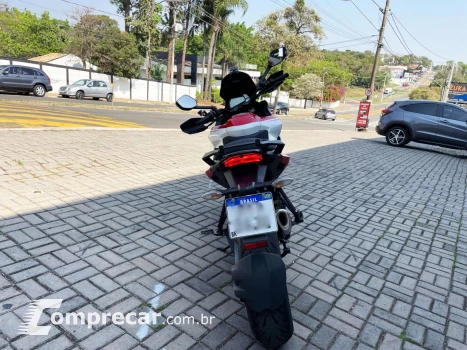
209, 117, 283, 148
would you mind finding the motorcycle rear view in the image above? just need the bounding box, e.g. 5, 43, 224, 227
176, 47, 303, 348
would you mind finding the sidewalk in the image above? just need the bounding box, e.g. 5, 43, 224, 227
0, 129, 466, 350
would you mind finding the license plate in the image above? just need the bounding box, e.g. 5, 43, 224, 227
225, 192, 277, 239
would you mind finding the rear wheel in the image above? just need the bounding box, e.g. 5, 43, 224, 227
241, 233, 294, 349
33, 85, 46, 97
386, 126, 409, 147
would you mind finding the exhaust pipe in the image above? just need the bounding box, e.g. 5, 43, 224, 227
276, 209, 292, 241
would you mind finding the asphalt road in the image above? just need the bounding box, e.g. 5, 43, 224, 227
0, 91, 175, 110
0, 101, 384, 131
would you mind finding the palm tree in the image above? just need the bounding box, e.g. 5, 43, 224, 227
203, 0, 247, 100
110, 0, 133, 32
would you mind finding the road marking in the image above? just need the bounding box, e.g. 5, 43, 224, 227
0, 103, 146, 128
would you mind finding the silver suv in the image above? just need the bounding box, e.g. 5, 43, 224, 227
376, 100, 467, 149
59, 79, 113, 102
0, 65, 53, 97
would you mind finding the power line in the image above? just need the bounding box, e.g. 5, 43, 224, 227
306, 0, 367, 38
391, 13, 451, 61
346, 0, 379, 32
387, 17, 412, 56
58, 0, 124, 18
390, 14, 412, 55
323, 40, 377, 50
271, 0, 363, 40
321, 0, 367, 38
320, 36, 377, 47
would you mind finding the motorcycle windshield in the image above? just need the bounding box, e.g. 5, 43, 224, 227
220, 71, 256, 105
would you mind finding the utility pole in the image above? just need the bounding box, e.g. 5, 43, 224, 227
146, 0, 155, 80
368, 0, 390, 101
443, 61, 455, 102
320, 70, 327, 107
381, 74, 387, 103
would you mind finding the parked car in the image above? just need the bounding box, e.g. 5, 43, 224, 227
384, 87, 393, 94
314, 108, 336, 121
59, 79, 113, 102
0, 65, 53, 97
402, 83, 410, 87
376, 100, 467, 149
268, 102, 289, 115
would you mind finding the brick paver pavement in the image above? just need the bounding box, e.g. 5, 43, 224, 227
0, 129, 466, 350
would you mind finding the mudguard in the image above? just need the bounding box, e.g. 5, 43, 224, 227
232, 252, 287, 313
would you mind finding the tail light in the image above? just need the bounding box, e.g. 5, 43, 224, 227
48, 77, 51, 84
381, 109, 392, 117
244, 241, 268, 250
223, 153, 263, 169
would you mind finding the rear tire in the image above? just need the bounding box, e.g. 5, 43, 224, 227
386, 126, 409, 147
33, 84, 46, 97
241, 232, 293, 349
246, 296, 294, 349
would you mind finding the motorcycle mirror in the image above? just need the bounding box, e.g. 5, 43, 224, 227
176, 95, 197, 111
268, 47, 287, 67
180, 118, 208, 134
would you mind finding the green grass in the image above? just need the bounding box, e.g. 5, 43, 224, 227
153, 323, 166, 332
399, 330, 416, 344
13, 159, 24, 166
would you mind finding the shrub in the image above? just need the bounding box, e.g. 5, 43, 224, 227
409, 86, 441, 101
211, 88, 223, 104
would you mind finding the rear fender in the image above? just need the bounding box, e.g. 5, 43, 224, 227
232, 252, 287, 313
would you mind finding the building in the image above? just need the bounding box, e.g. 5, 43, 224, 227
141, 53, 261, 90
29, 53, 97, 70
380, 65, 411, 86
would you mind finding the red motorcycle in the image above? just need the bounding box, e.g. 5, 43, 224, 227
176, 47, 303, 348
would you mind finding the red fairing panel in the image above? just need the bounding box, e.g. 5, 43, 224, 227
217, 113, 278, 129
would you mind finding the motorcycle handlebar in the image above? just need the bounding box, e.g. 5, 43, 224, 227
197, 109, 218, 125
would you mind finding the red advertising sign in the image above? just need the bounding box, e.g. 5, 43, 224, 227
356, 101, 371, 129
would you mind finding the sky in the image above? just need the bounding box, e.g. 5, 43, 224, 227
7, 0, 467, 63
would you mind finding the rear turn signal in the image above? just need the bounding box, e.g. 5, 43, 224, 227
272, 177, 294, 188
223, 153, 263, 169
244, 241, 268, 250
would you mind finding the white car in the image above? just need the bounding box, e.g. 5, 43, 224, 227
59, 79, 113, 102
314, 108, 336, 121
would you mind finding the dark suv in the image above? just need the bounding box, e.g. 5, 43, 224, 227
376, 100, 467, 149
0, 65, 53, 97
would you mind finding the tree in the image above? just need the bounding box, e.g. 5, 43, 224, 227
217, 22, 254, 76
151, 62, 165, 80
203, 0, 248, 99
110, 0, 134, 32
409, 86, 441, 101
128, 0, 163, 79
68, 13, 143, 78
178, 0, 203, 84
292, 73, 322, 100
0, 8, 70, 58
255, 0, 323, 111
